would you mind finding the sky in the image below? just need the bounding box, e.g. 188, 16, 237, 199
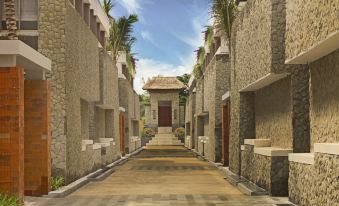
110, 0, 211, 94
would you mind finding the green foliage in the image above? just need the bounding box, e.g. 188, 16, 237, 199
0, 193, 23, 206
51, 176, 65, 191
174, 127, 185, 139
101, 0, 114, 18
139, 93, 150, 104
205, 26, 214, 50
193, 64, 203, 79
211, 0, 237, 53
197, 46, 206, 65
107, 14, 138, 60
142, 128, 155, 138
126, 53, 136, 77
177, 73, 191, 104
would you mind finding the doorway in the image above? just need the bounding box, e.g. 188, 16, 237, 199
222, 100, 230, 166
158, 101, 172, 127
119, 112, 125, 156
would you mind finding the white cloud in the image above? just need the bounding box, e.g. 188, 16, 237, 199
119, 0, 141, 14
140, 30, 163, 50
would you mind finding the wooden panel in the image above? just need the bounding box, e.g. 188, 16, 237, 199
222, 101, 230, 166
158, 106, 172, 127
24, 80, 51, 196
0, 67, 24, 196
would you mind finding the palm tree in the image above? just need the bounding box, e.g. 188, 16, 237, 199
102, 0, 114, 19
4, 0, 18, 40
107, 14, 138, 61
211, 0, 237, 54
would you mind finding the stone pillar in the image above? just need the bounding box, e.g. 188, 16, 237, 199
0, 67, 24, 196
24, 80, 51, 196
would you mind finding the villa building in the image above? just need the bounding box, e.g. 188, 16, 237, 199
143, 77, 186, 132
0, 0, 124, 184
116, 51, 141, 155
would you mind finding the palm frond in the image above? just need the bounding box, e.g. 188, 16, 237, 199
102, 0, 114, 18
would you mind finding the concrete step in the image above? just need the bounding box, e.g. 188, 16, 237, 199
155, 134, 175, 138
146, 142, 184, 146
158, 127, 172, 134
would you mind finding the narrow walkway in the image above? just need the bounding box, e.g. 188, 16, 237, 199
27, 146, 290, 206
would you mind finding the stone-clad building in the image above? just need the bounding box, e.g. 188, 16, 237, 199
0, 0, 124, 183
284, 0, 339, 205
143, 77, 186, 132
185, 27, 230, 163
117, 51, 141, 155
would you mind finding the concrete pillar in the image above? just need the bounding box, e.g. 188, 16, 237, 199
0, 67, 25, 196
24, 80, 51, 196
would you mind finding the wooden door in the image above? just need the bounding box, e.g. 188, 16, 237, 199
158, 106, 172, 127
222, 101, 230, 166
119, 112, 125, 156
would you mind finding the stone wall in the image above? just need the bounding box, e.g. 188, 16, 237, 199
309, 50, 339, 150
179, 104, 185, 127
229, 0, 289, 174
289, 153, 339, 206
255, 77, 292, 148
65, 3, 101, 182
285, 0, 339, 60
38, 0, 67, 177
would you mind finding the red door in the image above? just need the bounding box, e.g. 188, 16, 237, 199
158, 106, 172, 127
222, 101, 230, 166
119, 112, 125, 156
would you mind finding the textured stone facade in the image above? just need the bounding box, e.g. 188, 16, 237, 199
289, 153, 339, 206
194, 54, 230, 162
118, 78, 140, 154
38, 1, 120, 182
285, 0, 339, 60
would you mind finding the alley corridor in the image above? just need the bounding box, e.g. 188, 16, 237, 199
26, 146, 291, 206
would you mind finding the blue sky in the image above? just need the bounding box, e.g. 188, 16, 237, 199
110, 0, 211, 94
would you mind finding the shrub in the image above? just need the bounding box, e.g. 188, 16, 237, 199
0, 193, 23, 206
174, 127, 185, 139
142, 128, 155, 138
51, 176, 65, 191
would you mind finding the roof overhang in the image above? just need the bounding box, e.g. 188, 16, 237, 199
0, 40, 51, 79
222, 91, 230, 101
285, 30, 339, 64
83, 0, 110, 34
239, 73, 289, 92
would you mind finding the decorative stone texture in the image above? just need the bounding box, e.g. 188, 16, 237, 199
309, 50, 339, 151
179, 104, 185, 127
285, 0, 339, 60
193, 54, 230, 162
38, 0, 67, 177
291, 66, 310, 153
289, 153, 339, 206
0, 67, 24, 196
118, 78, 140, 154
229, 0, 290, 174
241, 145, 289, 196
255, 77, 292, 148
24, 80, 51, 196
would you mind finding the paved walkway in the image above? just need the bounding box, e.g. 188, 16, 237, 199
26, 146, 290, 206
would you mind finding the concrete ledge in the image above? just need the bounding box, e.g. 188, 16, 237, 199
314, 143, 339, 155
93, 143, 102, 150
222, 91, 230, 101
99, 138, 113, 143
254, 147, 292, 157
244, 139, 271, 147
239, 73, 289, 92
289, 153, 314, 165
241, 145, 245, 151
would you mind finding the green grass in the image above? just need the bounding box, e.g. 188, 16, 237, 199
51, 176, 65, 191
0, 193, 23, 206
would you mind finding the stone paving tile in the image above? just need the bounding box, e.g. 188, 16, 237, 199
25, 146, 292, 206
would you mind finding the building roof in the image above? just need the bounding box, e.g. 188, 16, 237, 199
143, 77, 187, 90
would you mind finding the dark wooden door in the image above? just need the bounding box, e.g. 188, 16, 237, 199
158, 106, 172, 127
222, 101, 230, 166
119, 112, 125, 156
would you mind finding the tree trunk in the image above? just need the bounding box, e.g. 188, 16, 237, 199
4, 0, 18, 40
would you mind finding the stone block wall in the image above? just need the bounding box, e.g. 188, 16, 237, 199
0, 68, 24, 196
255, 77, 292, 148
289, 153, 339, 206
38, 0, 67, 178
285, 0, 339, 60
24, 80, 51, 196
309, 50, 339, 150
229, 0, 290, 174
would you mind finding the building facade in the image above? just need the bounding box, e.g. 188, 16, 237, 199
143, 77, 186, 133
